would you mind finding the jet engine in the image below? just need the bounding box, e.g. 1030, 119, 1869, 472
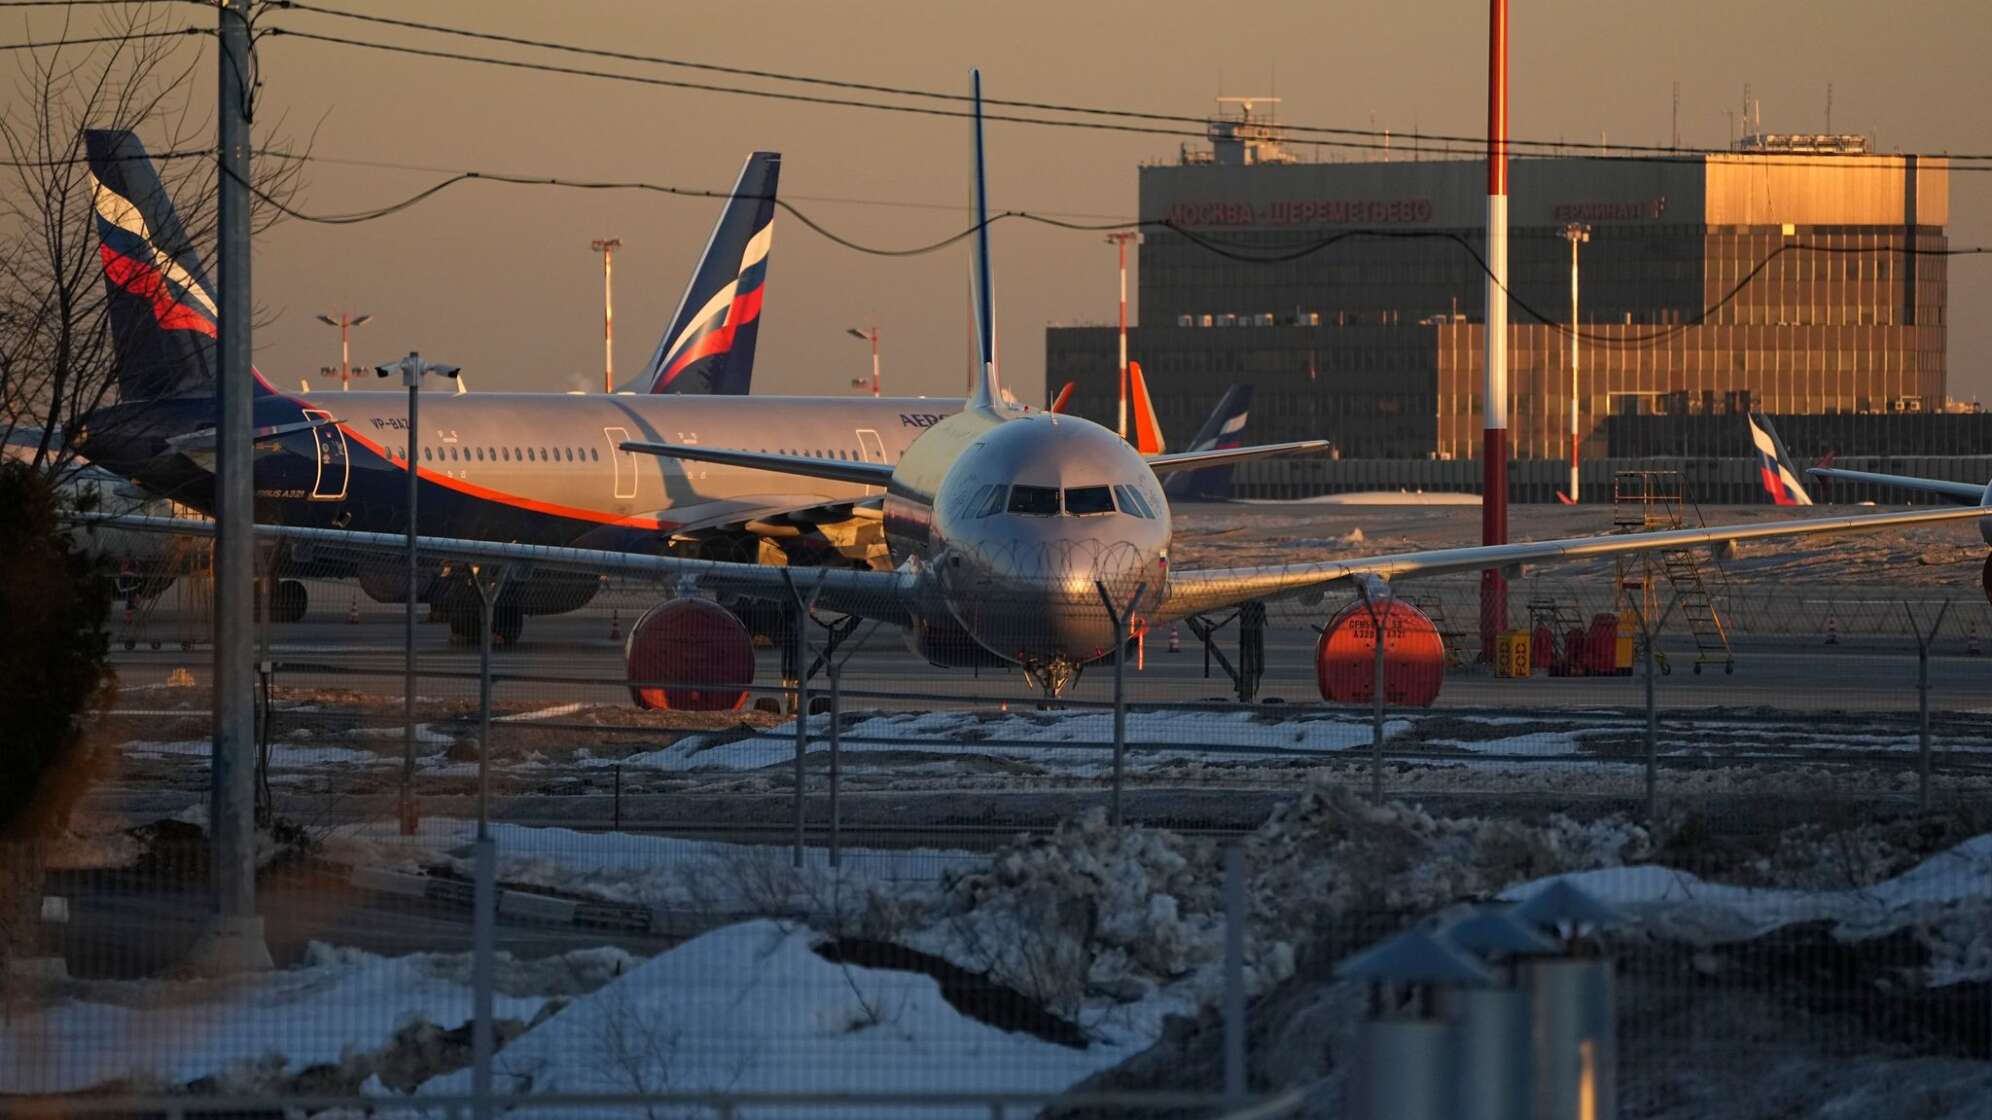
1315, 597, 1445, 707
357, 562, 440, 605
624, 598, 755, 711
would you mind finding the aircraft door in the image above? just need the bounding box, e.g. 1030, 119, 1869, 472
603, 426, 638, 500
300, 409, 349, 501
856, 428, 887, 494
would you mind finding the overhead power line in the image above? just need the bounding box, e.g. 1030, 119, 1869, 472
263, 1, 1992, 168
210, 156, 1987, 350
0, 27, 207, 50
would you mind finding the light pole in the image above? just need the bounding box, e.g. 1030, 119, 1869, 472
375, 351, 460, 835
591, 239, 621, 393
1561, 223, 1590, 502
1105, 231, 1139, 441
314, 312, 372, 391
845, 326, 879, 396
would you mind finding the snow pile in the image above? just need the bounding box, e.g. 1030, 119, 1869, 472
420, 920, 1133, 1116
891, 784, 1651, 1049
1, 943, 630, 1093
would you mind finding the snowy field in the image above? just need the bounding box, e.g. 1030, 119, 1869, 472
18, 784, 1992, 1111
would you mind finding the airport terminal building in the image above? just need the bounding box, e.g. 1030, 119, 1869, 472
1045, 109, 1953, 486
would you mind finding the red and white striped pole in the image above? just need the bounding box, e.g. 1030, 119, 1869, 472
1480, 0, 1511, 659
1107, 231, 1138, 441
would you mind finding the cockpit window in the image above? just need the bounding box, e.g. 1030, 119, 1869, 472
1063, 485, 1115, 516
1007, 485, 1060, 516
975, 484, 1007, 518
1115, 484, 1158, 519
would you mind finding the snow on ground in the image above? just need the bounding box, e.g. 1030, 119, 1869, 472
1507, 834, 1992, 983
1, 943, 610, 1093
120, 739, 387, 767
321, 818, 981, 915
420, 920, 1134, 1116
622, 709, 1416, 775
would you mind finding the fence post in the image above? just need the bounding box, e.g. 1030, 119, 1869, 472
1633, 599, 1658, 823
828, 655, 842, 869
1224, 843, 1248, 1103
471, 837, 496, 1120
1357, 578, 1389, 801
1095, 581, 1143, 832
612, 764, 621, 832
1906, 600, 1950, 813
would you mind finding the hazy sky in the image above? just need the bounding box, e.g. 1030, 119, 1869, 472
48, 1, 1992, 403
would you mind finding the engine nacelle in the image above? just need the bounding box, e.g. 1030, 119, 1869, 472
904, 610, 1010, 669
1982, 553, 1992, 608
1981, 480, 1992, 546
1315, 597, 1446, 707
357, 562, 439, 605
624, 598, 755, 711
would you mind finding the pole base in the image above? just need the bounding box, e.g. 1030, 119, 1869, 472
398, 792, 420, 836
184, 915, 272, 975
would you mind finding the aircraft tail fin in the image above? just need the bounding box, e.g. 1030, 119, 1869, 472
967, 70, 1000, 410
1747, 412, 1813, 506
84, 130, 222, 401
638, 151, 779, 395
1162, 385, 1253, 502
1128, 361, 1166, 455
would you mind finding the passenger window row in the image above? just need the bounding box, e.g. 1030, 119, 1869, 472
398, 445, 604, 464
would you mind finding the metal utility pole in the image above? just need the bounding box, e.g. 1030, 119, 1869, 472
197, 0, 269, 973
378, 352, 460, 835
1480, 0, 1512, 661
845, 326, 880, 396
314, 312, 372, 391
1106, 232, 1139, 441
591, 238, 621, 393
1562, 223, 1590, 502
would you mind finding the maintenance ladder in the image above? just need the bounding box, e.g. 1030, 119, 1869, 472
1611, 470, 1734, 675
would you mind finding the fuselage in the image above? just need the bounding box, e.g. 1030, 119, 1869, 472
77, 389, 963, 555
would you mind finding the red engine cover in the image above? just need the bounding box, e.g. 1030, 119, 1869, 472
624, 598, 755, 711
1315, 598, 1446, 707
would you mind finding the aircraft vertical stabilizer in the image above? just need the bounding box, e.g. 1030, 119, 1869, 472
637, 151, 780, 396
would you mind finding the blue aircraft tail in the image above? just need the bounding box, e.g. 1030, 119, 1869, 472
84, 129, 223, 401
637, 151, 779, 395
1162, 385, 1253, 502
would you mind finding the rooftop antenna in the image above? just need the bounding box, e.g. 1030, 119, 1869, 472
1825, 82, 1833, 133
968, 69, 999, 410
1671, 81, 1680, 149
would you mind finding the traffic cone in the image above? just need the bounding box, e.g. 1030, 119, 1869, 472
1824, 612, 1839, 646
1168, 625, 1181, 653
609, 609, 621, 640
347, 595, 360, 624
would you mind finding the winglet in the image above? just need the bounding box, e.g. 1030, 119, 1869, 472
1129, 360, 1166, 455
1048, 382, 1075, 414
968, 69, 1000, 410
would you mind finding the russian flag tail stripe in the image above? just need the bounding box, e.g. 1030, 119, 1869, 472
640, 151, 780, 396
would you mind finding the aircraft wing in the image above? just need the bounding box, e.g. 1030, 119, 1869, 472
621, 441, 893, 487
1806, 467, 1986, 504
78, 515, 913, 623
1157, 504, 1992, 619
1147, 440, 1332, 476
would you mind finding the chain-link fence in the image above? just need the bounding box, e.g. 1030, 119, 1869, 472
10, 544, 1992, 1117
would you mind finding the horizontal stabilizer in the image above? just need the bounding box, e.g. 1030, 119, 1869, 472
621, 441, 893, 487
1147, 439, 1332, 476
